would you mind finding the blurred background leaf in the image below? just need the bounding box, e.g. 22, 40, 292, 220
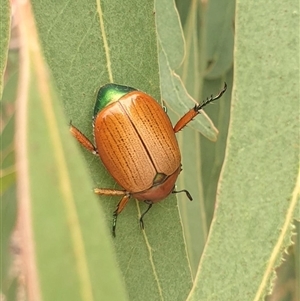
1, 0, 17, 298
175, 0, 299, 300
175, 0, 234, 277
0, 0, 11, 96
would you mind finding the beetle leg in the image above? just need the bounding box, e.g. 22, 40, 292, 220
94, 188, 127, 195
70, 122, 98, 155
139, 201, 153, 230
173, 83, 227, 133
112, 195, 131, 237
172, 189, 193, 201
93, 188, 129, 237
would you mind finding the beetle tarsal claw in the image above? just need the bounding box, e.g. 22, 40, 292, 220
172, 189, 193, 201
139, 202, 153, 230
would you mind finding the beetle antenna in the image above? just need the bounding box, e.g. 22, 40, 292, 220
139, 202, 153, 229
196, 82, 227, 111
172, 189, 193, 201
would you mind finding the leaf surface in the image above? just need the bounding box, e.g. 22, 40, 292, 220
186, 0, 300, 300
25, 0, 193, 300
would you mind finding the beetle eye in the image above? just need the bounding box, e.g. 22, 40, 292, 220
153, 173, 167, 185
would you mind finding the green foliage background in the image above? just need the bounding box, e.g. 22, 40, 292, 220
1, 0, 299, 301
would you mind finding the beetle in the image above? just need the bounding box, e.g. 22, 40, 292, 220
70, 83, 227, 236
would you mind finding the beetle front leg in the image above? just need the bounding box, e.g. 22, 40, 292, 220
70, 122, 98, 155
173, 83, 227, 133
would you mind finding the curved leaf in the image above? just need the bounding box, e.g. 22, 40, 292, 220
27, 0, 193, 300
175, 0, 233, 277
186, 0, 300, 299
156, 0, 219, 141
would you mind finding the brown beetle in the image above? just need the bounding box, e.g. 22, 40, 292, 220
70, 83, 227, 236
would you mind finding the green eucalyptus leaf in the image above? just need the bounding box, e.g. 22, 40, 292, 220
204, 0, 235, 79
156, 0, 219, 141
186, 0, 300, 300
18, 0, 194, 300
